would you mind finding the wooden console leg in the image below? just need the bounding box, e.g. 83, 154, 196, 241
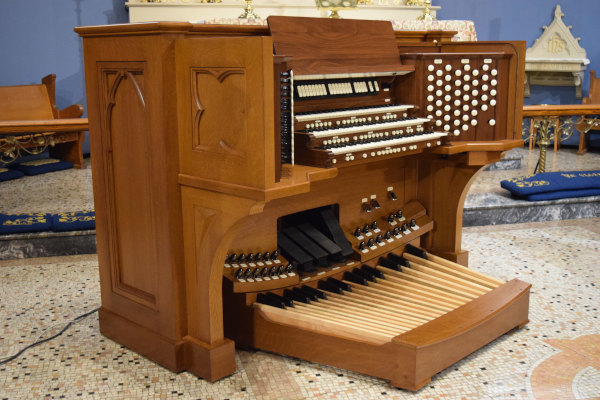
98, 308, 237, 381
515, 319, 530, 330
391, 376, 431, 392
183, 336, 236, 382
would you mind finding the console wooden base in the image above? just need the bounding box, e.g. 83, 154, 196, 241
99, 308, 236, 382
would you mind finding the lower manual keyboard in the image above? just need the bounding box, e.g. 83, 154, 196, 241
294, 131, 448, 168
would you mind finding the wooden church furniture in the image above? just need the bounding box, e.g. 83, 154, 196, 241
76, 17, 529, 391
0, 74, 88, 167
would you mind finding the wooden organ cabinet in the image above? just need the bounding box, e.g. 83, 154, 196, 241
76, 17, 530, 391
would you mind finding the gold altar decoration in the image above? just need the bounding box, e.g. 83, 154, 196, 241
315, 0, 358, 18
523, 104, 600, 172
239, 0, 260, 18
0, 133, 57, 165
416, 0, 434, 21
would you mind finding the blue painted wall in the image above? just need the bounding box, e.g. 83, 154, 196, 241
437, 0, 599, 105
0, 0, 128, 154
0, 1, 598, 149
0, 0, 128, 108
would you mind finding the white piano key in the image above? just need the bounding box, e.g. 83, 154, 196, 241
329, 131, 448, 155
295, 104, 414, 122
309, 118, 431, 139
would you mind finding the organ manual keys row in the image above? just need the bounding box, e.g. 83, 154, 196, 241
76, 16, 529, 390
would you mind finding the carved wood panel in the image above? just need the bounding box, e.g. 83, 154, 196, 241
191, 68, 247, 157
175, 36, 275, 189
99, 62, 159, 310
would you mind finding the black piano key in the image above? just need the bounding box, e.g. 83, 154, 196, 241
277, 232, 316, 272
405, 244, 428, 259
361, 264, 384, 279
343, 271, 368, 286
378, 256, 402, 271
266, 292, 294, 308
318, 279, 344, 294
386, 252, 411, 268
301, 285, 328, 300
294, 287, 317, 302
283, 226, 329, 267
319, 209, 354, 257
256, 293, 285, 309
283, 289, 311, 304
297, 223, 345, 262
353, 267, 376, 282
327, 277, 351, 292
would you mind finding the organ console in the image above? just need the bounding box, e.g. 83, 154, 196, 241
76, 17, 530, 391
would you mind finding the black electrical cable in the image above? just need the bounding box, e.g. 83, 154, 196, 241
0, 307, 99, 366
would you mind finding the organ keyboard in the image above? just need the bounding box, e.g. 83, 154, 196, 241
77, 16, 529, 391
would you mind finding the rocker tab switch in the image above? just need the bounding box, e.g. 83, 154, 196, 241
361, 201, 373, 213
370, 199, 381, 209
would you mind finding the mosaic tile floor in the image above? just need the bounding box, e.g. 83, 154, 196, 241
1, 218, 599, 399
0, 159, 93, 215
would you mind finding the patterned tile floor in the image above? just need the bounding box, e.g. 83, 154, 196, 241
1, 218, 599, 399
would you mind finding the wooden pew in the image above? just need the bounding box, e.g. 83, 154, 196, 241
579, 70, 600, 154
0, 74, 88, 168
